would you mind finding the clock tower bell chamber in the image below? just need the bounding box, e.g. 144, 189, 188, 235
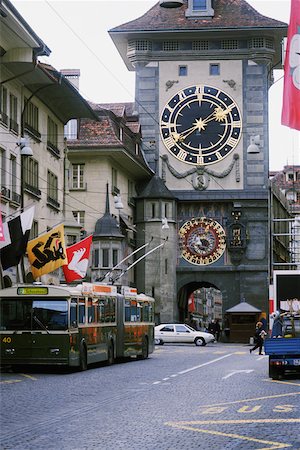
109, 0, 287, 323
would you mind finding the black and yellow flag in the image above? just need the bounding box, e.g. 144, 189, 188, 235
27, 224, 67, 279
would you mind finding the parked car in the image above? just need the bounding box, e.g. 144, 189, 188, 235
154, 323, 215, 346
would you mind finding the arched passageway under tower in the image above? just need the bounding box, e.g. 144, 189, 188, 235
177, 281, 223, 331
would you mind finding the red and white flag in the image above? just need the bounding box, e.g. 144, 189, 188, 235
188, 293, 195, 313
63, 235, 92, 283
281, 0, 300, 130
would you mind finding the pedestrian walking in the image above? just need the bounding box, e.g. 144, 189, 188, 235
214, 319, 221, 341
207, 319, 216, 336
250, 321, 267, 355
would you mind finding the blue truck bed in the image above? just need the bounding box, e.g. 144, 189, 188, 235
264, 338, 300, 355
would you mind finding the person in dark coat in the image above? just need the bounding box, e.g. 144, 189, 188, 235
214, 319, 221, 341
250, 321, 266, 355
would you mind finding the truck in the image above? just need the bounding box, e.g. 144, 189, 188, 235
265, 271, 300, 380
264, 313, 300, 379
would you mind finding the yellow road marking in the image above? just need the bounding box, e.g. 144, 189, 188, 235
197, 391, 300, 408
0, 379, 22, 384
21, 373, 37, 381
166, 419, 299, 449
234, 351, 247, 354
266, 379, 300, 387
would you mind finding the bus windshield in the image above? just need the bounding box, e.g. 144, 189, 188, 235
0, 298, 68, 331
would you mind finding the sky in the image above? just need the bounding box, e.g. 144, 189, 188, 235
11, 0, 299, 171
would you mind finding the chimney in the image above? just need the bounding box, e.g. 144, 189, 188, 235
60, 69, 80, 90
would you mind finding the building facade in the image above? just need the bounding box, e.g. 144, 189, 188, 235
0, 0, 95, 286
110, 0, 287, 322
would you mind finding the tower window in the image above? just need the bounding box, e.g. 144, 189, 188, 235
193, 0, 207, 11
179, 65, 187, 76
210, 63, 220, 76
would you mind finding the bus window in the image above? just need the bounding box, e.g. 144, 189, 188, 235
142, 303, 149, 322
0, 299, 32, 330
32, 299, 68, 331
98, 301, 105, 323
125, 300, 130, 322
87, 298, 96, 323
70, 298, 78, 328
79, 298, 86, 324
130, 301, 138, 322
110, 298, 116, 322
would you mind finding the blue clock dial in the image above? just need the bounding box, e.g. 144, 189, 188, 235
160, 85, 242, 165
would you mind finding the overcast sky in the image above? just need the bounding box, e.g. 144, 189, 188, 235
11, 0, 299, 171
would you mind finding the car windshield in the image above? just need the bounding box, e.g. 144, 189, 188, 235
0, 298, 68, 331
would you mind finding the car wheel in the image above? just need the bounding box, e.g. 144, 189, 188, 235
195, 337, 206, 346
155, 339, 164, 345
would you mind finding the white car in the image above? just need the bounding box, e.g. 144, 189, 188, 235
154, 323, 215, 346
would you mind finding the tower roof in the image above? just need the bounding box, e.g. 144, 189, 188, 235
110, 0, 287, 33
137, 175, 176, 199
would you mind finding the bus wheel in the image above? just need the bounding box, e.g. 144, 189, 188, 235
107, 342, 114, 366
138, 337, 149, 360
79, 344, 87, 371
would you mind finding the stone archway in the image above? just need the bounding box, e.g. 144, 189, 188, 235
177, 280, 221, 325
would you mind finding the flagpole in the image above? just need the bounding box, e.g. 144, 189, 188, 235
111, 237, 168, 284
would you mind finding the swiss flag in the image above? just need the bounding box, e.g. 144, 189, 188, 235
63, 235, 93, 283
281, 0, 300, 130
188, 293, 195, 313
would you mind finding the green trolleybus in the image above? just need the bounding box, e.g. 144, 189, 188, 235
0, 283, 155, 370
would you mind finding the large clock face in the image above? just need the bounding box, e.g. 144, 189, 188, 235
179, 217, 226, 265
160, 85, 242, 165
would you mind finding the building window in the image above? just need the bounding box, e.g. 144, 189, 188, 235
10, 155, 17, 195
151, 203, 156, 218
192, 40, 209, 50
47, 117, 59, 155
0, 86, 8, 125
72, 211, 85, 228
112, 248, 118, 267
287, 172, 295, 182
186, 0, 214, 17
221, 40, 239, 50
24, 157, 40, 195
0, 148, 5, 187
112, 167, 118, 194
102, 248, 109, 268
128, 179, 135, 205
47, 170, 58, 203
29, 221, 38, 240
9, 94, 18, 134
165, 258, 168, 275
71, 164, 84, 189
193, 0, 207, 11
163, 41, 179, 51
94, 248, 100, 267
179, 65, 188, 76
24, 98, 40, 139
210, 63, 220, 75
67, 234, 77, 246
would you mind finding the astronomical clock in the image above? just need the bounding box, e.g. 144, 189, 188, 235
179, 218, 226, 266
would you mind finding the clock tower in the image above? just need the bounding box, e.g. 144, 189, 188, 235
109, 0, 287, 323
